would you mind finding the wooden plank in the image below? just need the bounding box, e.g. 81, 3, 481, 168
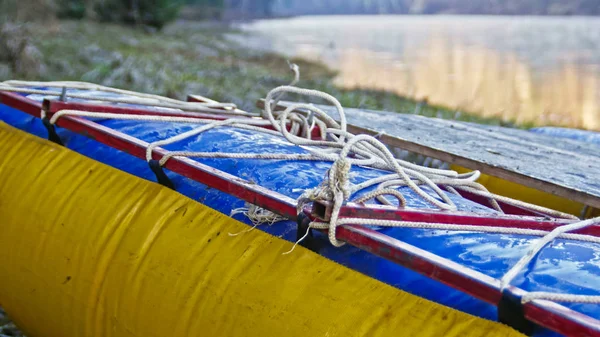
257, 99, 600, 209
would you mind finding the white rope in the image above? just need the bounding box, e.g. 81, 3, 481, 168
493, 216, 600, 304
0, 85, 234, 110
353, 188, 407, 208
453, 185, 578, 220
144, 118, 272, 162
307, 217, 600, 243
1, 80, 231, 107
159, 152, 324, 166
229, 203, 287, 236
0, 80, 255, 116
522, 292, 600, 304
49, 110, 216, 125
4, 80, 190, 104
501, 216, 600, 288
16, 76, 578, 224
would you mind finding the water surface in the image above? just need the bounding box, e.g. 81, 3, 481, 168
235, 15, 600, 130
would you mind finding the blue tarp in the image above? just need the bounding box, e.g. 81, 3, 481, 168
530, 127, 600, 147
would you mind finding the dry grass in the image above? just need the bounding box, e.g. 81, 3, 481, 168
0, 0, 56, 23
0, 23, 47, 78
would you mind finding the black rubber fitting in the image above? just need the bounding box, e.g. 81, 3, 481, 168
498, 289, 536, 336
148, 159, 175, 190
42, 117, 64, 146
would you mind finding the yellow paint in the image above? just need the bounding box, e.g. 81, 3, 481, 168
0, 122, 522, 337
452, 165, 600, 218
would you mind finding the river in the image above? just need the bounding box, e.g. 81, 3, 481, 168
234, 15, 600, 130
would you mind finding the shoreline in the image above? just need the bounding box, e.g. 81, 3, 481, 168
0, 19, 510, 126
253, 13, 600, 21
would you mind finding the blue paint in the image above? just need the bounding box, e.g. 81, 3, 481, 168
2, 89, 598, 336
530, 127, 600, 147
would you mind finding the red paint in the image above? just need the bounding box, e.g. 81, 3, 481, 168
0, 92, 43, 116
2, 90, 600, 336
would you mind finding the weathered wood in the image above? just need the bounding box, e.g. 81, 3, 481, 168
257, 99, 600, 209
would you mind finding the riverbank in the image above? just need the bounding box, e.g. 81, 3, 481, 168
0, 19, 510, 126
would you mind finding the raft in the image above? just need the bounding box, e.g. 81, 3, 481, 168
1, 81, 600, 337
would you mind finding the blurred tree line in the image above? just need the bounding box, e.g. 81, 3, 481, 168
0, 0, 277, 29
0, 0, 182, 29
271, 0, 600, 16
2, 0, 597, 32
0, 0, 57, 22
183, 0, 275, 20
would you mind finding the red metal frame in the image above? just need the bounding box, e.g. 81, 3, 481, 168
454, 187, 557, 218
45, 98, 324, 140
46, 97, 537, 218
0, 91, 43, 116
45, 100, 234, 121
2, 89, 600, 336
309, 201, 600, 237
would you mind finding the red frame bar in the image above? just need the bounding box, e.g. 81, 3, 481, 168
455, 188, 557, 218
45, 99, 324, 140
310, 201, 600, 238
0, 91, 43, 116
2, 90, 600, 336
45, 99, 233, 120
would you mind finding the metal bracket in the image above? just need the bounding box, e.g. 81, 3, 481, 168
311, 201, 332, 222
60, 87, 68, 102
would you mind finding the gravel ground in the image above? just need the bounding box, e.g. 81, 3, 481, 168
0, 307, 24, 337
